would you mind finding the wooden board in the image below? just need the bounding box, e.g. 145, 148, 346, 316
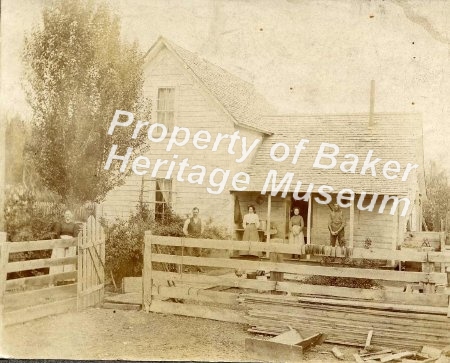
6, 256, 78, 273
4, 283, 77, 311
149, 300, 244, 323
151, 254, 448, 284
6, 271, 77, 291
8, 238, 77, 253
145, 237, 447, 263
245, 337, 303, 363
105, 292, 142, 305
153, 285, 239, 305
3, 297, 77, 326
122, 277, 142, 293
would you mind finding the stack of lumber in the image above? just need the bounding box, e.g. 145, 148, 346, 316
239, 293, 450, 350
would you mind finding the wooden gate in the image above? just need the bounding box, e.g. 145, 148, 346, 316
77, 215, 105, 310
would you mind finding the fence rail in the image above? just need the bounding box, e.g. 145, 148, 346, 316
0, 216, 105, 327
144, 231, 450, 316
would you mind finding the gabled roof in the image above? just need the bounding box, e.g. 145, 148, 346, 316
245, 113, 425, 196
144, 36, 275, 134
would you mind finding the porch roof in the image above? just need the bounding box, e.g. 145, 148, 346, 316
241, 113, 425, 196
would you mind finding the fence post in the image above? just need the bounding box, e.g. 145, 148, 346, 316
0, 234, 9, 330
143, 231, 153, 313
440, 232, 446, 273
447, 267, 450, 318
76, 227, 84, 311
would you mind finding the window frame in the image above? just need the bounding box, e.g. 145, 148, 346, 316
156, 87, 176, 131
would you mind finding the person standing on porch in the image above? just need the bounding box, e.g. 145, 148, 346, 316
50, 210, 79, 275
242, 205, 260, 242
328, 203, 346, 247
289, 207, 305, 258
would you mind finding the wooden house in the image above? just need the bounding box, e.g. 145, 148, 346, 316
101, 36, 425, 251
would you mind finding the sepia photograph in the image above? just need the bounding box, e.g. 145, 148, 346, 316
1, 0, 449, 361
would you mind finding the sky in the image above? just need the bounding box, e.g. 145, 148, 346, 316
1, 0, 449, 172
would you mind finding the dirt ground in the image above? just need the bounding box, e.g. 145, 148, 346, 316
1, 307, 360, 362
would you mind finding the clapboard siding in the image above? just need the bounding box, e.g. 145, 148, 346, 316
102, 45, 262, 226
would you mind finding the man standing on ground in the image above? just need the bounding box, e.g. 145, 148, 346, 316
328, 203, 346, 247
183, 207, 205, 271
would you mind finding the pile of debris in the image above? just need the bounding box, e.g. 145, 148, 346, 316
240, 293, 450, 350
246, 326, 450, 362
352, 345, 450, 363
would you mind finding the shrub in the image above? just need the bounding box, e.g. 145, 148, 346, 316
4, 185, 61, 242
103, 203, 230, 285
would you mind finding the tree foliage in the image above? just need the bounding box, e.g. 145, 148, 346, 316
23, 0, 150, 205
423, 161, 450, 231
5, 114, 29, 185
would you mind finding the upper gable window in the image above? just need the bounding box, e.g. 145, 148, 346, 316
157, 87, 175, 130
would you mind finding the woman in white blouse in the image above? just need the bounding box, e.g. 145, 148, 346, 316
242, 205, 260, 242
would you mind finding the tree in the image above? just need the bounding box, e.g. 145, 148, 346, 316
423, 161, 450, 231
5, 114, 29, 186
23, 0, 150, 206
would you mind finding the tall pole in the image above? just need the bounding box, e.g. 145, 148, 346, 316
0, 9, 6, 239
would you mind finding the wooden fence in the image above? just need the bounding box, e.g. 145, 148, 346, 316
0, 216, 105, 327
143, 232, 450, 349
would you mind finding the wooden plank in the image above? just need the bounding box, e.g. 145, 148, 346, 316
104, 292, 141, 305
245, 314, 450, 347
245, 338, 303, 363
9, 238, 77, 253
276, 281, 448, 307
250, 294, 450, 315
6, 271, 77, 291
428, 252, 450, 263
380, 351, 415, 362
244, 298, 450, 326
152, 270, 276, 290
122, 277, 142, 293
270, 329, 303, 344
0, 242, 10, 329
149, 300, 244, 323
6, 256, 78, 273
102, 302, 141, 311
3, 297, 77, 326
77, 232, 83, 311
4, 283, 76, 311
153, 285, 238, 305
148, 236, 437, 262
151, 254, 448, 284
143, 234, 152, 312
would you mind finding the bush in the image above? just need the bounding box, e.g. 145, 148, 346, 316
104, 203, 230, 285
4, 185, 61, 242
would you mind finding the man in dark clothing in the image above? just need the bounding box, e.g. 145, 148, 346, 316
328, 203, 346, 247
182, 207, 205, 271
183, 207, 204, 238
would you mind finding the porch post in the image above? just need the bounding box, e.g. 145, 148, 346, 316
307, 196, 312, 245
266, 194, 271, 243
349, 202, 354, 248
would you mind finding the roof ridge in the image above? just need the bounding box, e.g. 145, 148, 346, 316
263, 112, 422, 117
162, 37, 256, 88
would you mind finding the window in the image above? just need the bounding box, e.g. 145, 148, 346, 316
153, 178, 172, 221
157, 88, 175, 130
